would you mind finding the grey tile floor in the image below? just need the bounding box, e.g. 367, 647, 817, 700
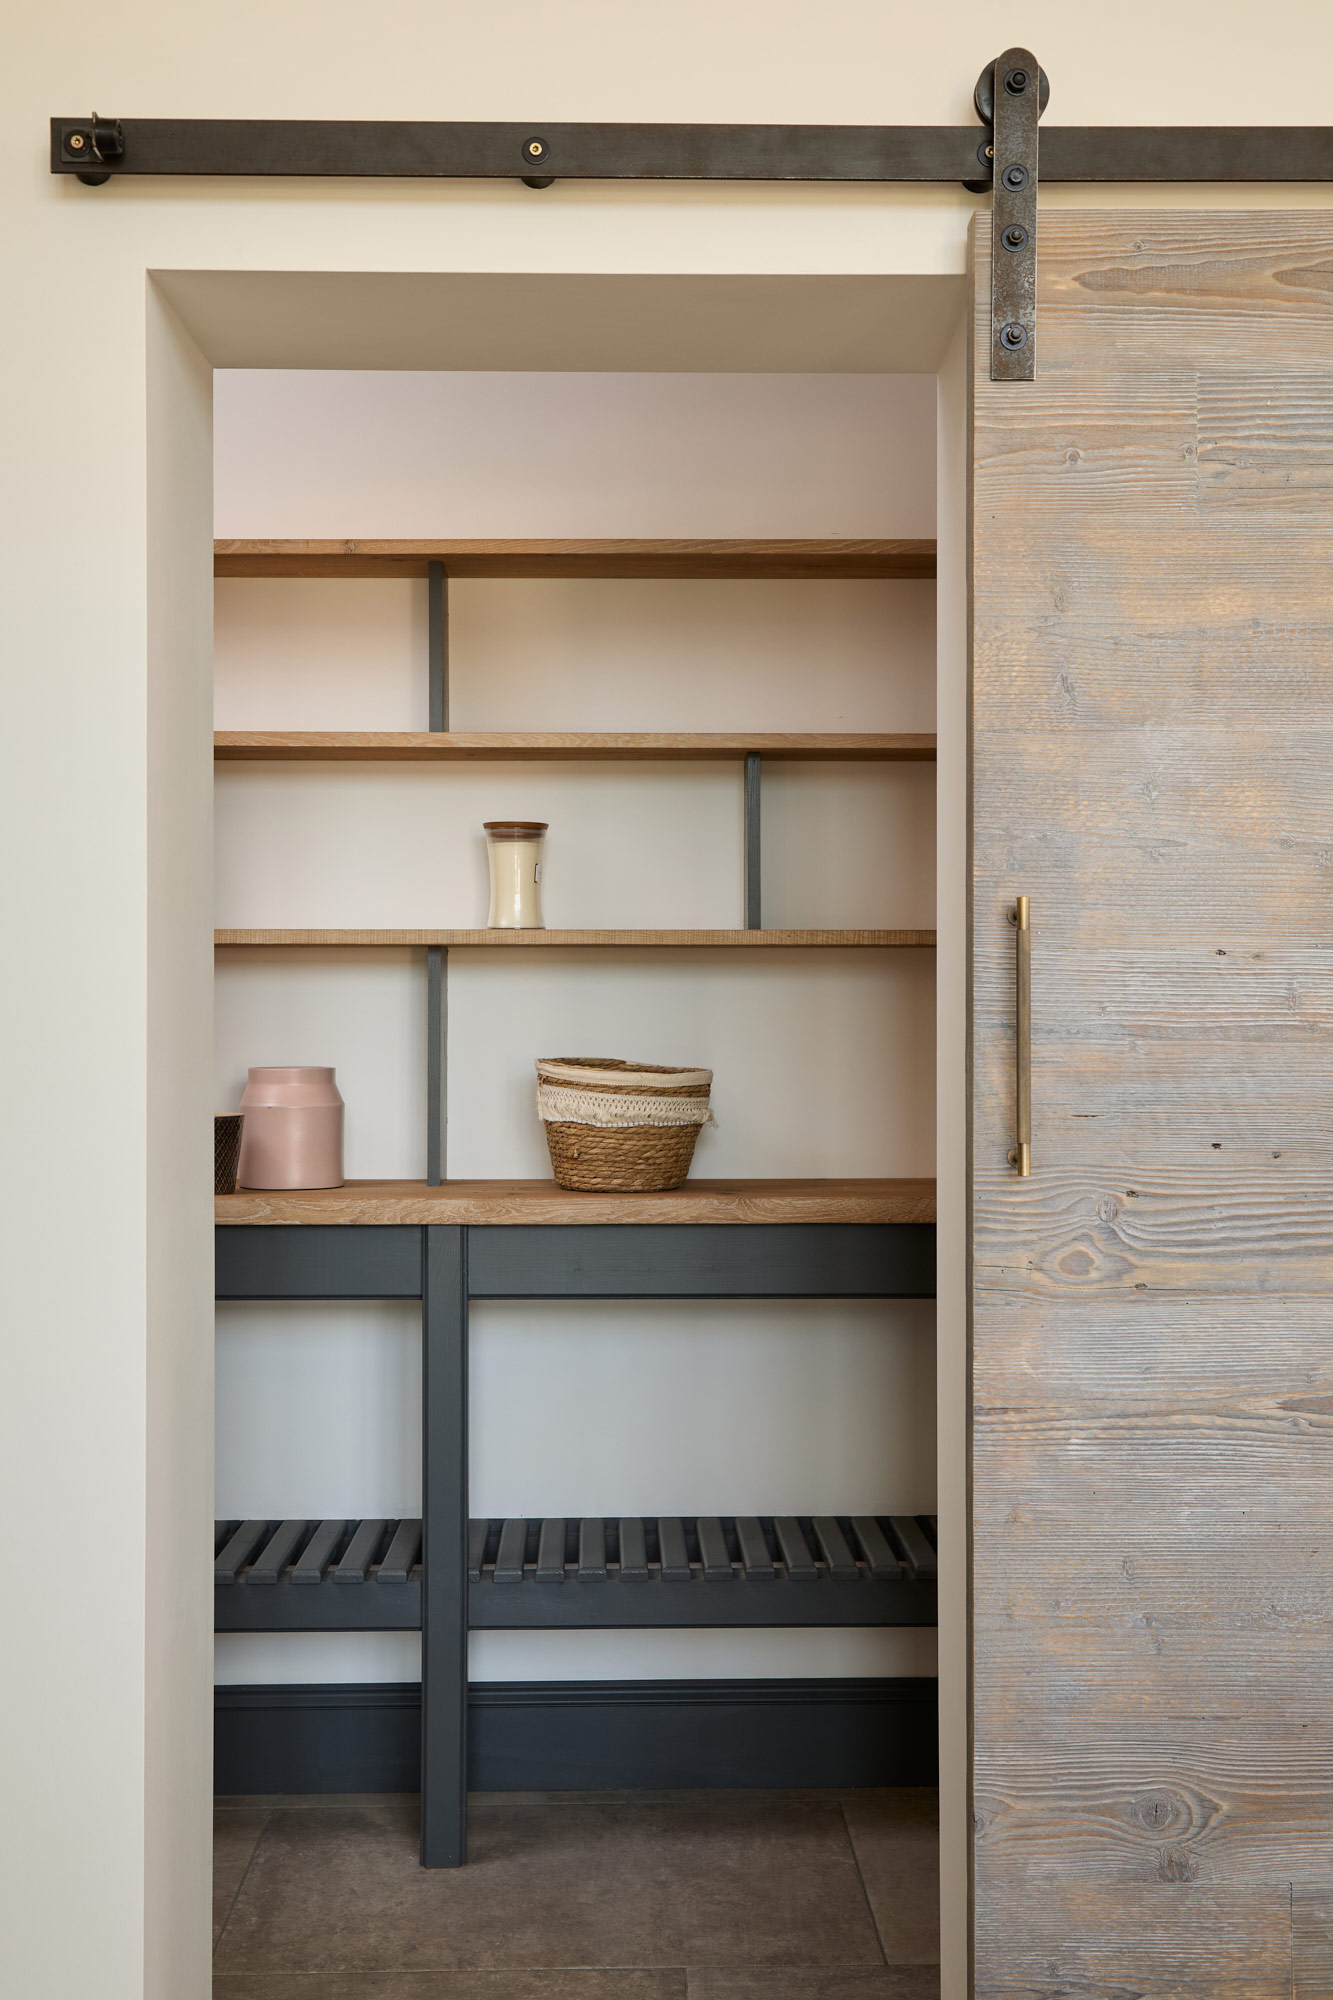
213, 1789, 940, 1999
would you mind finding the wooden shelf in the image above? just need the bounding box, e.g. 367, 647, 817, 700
214, 730, 937, 763
214, 928, 936, 949
216, 1177, 937, 1227
214, 538, 937, 581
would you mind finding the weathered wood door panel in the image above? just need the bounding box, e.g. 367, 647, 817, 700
971, 215, 1333, 1996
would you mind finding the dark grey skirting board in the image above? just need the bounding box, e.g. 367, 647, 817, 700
215, 1676, 939, 1795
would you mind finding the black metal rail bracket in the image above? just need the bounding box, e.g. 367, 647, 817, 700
50, 58, 1333, 380
57, 113, 124, 185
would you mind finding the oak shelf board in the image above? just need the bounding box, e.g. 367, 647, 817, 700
214, 730, 938, 764
216, 1177, 938, 1227
214, 927, 937, 949
213, 538, 937, 581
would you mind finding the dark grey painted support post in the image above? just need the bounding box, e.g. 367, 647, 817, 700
420, 1226, 468, 1866
744, 752, 761, 930
426, 562, 449, 1184
426, 947, 446, 1186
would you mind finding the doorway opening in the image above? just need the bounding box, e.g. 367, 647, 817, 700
181, 268, 963, 1985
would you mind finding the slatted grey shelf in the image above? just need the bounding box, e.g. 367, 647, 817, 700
215, 1517, 422, 1630
214, 1512, 936, 1632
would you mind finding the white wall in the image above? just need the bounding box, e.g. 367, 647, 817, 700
212, 369, 939, 1685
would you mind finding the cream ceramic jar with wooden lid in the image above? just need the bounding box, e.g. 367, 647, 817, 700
485, 821, 547, 928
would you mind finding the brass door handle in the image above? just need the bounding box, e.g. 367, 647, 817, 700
1007, 897, 1031, 1175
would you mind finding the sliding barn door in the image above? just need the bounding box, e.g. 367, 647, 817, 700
971, 213, 1333, 1993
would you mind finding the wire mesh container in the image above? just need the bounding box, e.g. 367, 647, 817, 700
214, 1114, 244, 1196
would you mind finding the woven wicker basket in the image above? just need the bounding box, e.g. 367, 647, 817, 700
536, 1056, 714, 1192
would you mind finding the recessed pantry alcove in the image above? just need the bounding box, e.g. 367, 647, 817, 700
209, 356, 948, 1869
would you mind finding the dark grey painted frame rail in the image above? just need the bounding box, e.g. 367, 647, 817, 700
217, 1220, 935, 1866
215, 1223, 935, 1301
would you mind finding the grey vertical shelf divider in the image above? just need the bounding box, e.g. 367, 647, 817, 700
745, 751, 761, 930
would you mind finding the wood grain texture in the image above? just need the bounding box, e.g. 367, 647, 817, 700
214, 1176, 937, 1227
968, 1291, 1333, 1400
973, 1881, 1293, 1988
213, 537, 937, 579
973, 1166, 1333, 1296
975, 1740, 1333, 1878
971, 213, 1333, 1990
213, 928, 936, 949
971, 729, 1333, 946
1198, 367, 1333, 510
1295, 1883, 1333, 1996
971, 943, 1333, 1167
213, 730, 938, 763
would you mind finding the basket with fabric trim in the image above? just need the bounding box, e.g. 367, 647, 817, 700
535, 1056, 714, 1192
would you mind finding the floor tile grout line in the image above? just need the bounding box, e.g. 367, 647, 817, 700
212, 1810, 271, 1959
685, 1968, 909, 1997
841, 1797, 890, 1968
214, 1961, 909, 1982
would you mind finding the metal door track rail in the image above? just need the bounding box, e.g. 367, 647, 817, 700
213, 1513, 937, 1632
50, 113, 1333, 186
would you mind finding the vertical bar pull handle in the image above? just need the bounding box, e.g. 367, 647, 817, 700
1007, 896, 1031, 1176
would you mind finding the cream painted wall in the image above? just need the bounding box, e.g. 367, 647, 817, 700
213, 371, 936, 538
211, 369, 938, 1687
11, 3, 1333, 1994
144, 285, 217, 2000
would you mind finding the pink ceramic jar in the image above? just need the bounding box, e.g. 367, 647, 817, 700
236, 1066, 345, 1189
